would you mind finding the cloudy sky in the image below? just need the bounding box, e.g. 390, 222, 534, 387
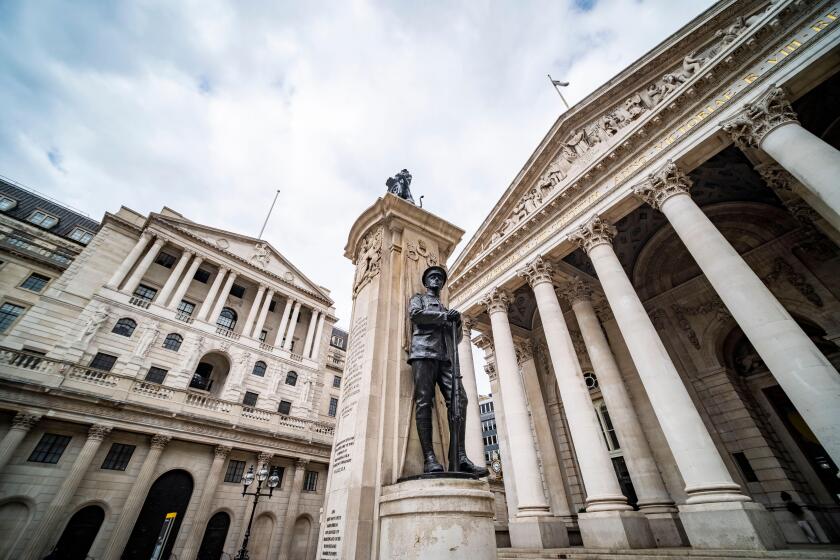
0, 0, 714, 391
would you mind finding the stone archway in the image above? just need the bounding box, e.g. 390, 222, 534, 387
51, 504, 105, 560
249, 513, 274, 560
122, 469, 194, 560
289, 514, 313, 560
196, 510, 230, 560
0, 499, 31, 559
190, 351, 231, 396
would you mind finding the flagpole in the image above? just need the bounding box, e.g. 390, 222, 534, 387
547, 74, 570, 110
258, 189, 281, 240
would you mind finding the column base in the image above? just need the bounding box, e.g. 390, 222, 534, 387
379, 477, 496, 560
509, 516, 569, 548
678, 501, 786, 550
578, 510, 655, 549
643, 511, 689, 547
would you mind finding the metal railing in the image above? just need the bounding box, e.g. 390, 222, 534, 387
128, 296, 151, 309
0, 347, 335, 442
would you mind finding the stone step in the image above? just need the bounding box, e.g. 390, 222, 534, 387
497, 546, 840, 560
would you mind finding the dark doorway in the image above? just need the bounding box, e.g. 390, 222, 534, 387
611, 456, 639, 509
763, 385, 840, 503
122, 469, 194, 560
197, 511, 231, 560
51, 505, 104, 560
191, 362, 214, 390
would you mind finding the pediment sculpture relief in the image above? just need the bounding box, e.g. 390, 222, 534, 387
250, 242, 271, 268
482, 8, 760, 251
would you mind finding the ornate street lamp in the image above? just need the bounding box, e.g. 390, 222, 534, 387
235, 463, 281, 560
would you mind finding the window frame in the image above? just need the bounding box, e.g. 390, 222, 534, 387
68, 227, 94, 244
176, 300, 195, 317
285, 371, 298, 386
154, 251, 177, 269
251, 361, 267, 377
193, 268, 211, 283
19, 272, 51, 293
27, 210, 59, 229
162, 333, 183, 351
132, 284, 158, 303
112, 317, 137, 337
28, 433, 72, 464
278, 400, 292, 415
0, 196, 17, 211
303, 470, 318, 492
224, 459, 246, 483
89, 352, 118, 372
0, 301, 26, 333
145, 366, 168, 384
229, 284, 246, 299
328, 397, 338, 417
333, 375, 341, 389
243, 391, 259, 407
217, 307, 237, 330
101, 442, 136, 471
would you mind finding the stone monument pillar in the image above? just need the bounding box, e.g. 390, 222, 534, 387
316, 193, 496, 560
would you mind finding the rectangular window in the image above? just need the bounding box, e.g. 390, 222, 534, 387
273, 465, 286, 487
328, 397, 338, 417
154, 252, 177, 269
303, 470, 318, 492
28, 211, 59, 228
268, 300, 276, 312
145, 367, 167, 384
0, 302, 25, 333
68, 227, 94, 244
20, 273, 51, 293
177, 300, 195, 317
259, 330, 267, 342
733, 452, 759, 483
101, 443, 136, 471
0, 196, 16, 211
230, 284, 246, 298
193, 268, 211, 283
278, 400, 292, 415
224, 459, 246, 483
243, 391, 259, 407
28, 433, 72, 464
89, 352, 118, 372
333, 375, 341, 389
133, 284, 157, 302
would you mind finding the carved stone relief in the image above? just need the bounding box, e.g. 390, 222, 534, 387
353, 226, 383, 296
406, 238, 439, 266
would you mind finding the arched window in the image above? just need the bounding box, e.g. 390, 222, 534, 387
252, 361, 267, 377
285, 371, 298, 386
163, 333, 183, 351
583, 371, 598, 390
216, 307, 237, 330
112, 318, 137, 337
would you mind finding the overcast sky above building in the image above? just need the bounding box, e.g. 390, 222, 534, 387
0, 0, 715, 391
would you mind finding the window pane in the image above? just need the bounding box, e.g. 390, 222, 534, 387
133, 284, 157, 302
145, 367, 167, 384
101, 443, 136, 471
328, 397, 338, 417
243, 391, 259, 407
0, 196, 16, 210
252, 361, 267, 377
162, 333, 183, 351
217, 308, 237, 330
224, 459, 246, 483
259, 330, 267, 342
20, 273, 50, 292
303, 470, 318, 492
28, 433, 72, 464
333, 375, 341, 388
0, 302, 25, 332
154, 252, 177, 269
230, 284, 245, 298
112, 318, 137, 337
278, 400, 292, 415
193, 268, 211, 283
285, 371, 297, 386
89, 352, 118, 371
177, 300, 195, 316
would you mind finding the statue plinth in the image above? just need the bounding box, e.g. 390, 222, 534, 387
316, 194, 496, 560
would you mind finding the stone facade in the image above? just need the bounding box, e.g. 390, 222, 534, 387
0, 184, 340, 559
448, 0, 840, 552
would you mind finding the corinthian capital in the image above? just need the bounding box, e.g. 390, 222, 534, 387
517, 256, 554, 288
633, 160, 692, 209
514, 340, 533, 364
473, 333, 494, 352
151, 434, 172, 449
461, 317, 474, 338
754, 162, 795, 193
483, 361, 497, 381
214, 445, 232, 459
481, 289, 510, 316
11, 412, 41, 431
567, 216, 617, 254
87, 425, 113, 441
559, 278, 592, 305
721, 86, 799, 149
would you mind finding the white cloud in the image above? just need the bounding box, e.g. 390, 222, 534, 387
0, 0, 715, 394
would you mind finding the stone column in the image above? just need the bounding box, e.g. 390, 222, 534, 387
302, 310, 319, 358
197, 267, 229, 321
283, 302, 302, 351
518, 257, 652, 549
0, 412, 40, 472
157, 249, 192, 307
273, 298, 294, 347
457, 319, 485, 465
242, 285, 267, 338
563, 279, 686, 546
178, 445, 231, 560
209, 271, 238, 325
122, 235, 167, 296
569, 216, 784, 550
481, 289, 568, 548
101, 434, 172, 560
22, 425, 113, 560
310, 312, 327, 360
634, 161, 840, 469
722, 86, 840, 230
167, 254, 204, 310
278, 459, 309, 560
252, 289, 275, 341
106, 230, 152, 289
514, 343, 572, 521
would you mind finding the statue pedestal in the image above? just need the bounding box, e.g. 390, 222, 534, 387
379, 477, 497, 560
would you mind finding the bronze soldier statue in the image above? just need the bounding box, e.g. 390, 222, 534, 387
408, 265, 489, 476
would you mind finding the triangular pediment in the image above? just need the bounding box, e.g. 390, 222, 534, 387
152, 214, 332, 304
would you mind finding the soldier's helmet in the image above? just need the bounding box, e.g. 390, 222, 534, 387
421, 265, 447, 287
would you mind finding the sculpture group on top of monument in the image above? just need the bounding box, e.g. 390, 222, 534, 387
408, 265, 489, 477
386, 168, 416, 204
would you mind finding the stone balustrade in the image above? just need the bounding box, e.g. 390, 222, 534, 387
0, 347, 334, 442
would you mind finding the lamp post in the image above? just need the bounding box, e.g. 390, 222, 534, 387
235, 463, 281, 560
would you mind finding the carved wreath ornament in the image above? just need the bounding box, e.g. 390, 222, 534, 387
406, 239, 439, 266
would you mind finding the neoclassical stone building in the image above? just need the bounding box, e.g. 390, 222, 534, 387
449, 0, 840, 553
0, 178, 343, 559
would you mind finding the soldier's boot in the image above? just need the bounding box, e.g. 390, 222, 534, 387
457, 409, 489, 477
418, 417, 444, 473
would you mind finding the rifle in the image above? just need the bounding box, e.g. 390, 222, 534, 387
448, 318, 462, 472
